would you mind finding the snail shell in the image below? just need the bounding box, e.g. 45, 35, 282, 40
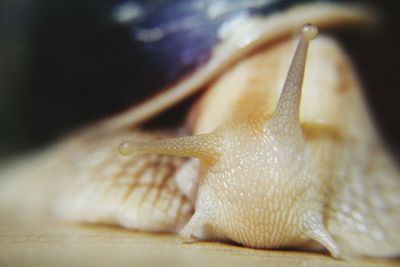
0, 1, 399, 260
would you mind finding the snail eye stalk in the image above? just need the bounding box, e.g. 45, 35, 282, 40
270, 24, 318, 132
119, 133, 220, 164
119, 24, 318, 162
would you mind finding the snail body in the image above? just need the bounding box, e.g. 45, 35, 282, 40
119, 24, 400, 258
0, 1, 399, 259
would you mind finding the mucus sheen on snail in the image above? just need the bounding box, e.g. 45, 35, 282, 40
118, 24, 400, 258
0, 2, 399, 260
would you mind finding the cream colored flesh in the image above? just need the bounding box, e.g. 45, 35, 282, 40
189, 34, 400, 258
120, 27, 400, 258
0, 130, 195, 232
0, 3, 398, 261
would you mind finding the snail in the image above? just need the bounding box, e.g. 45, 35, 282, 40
0, 0, 399, 260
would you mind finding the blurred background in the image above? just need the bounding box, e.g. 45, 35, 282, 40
0, 0, 399, 160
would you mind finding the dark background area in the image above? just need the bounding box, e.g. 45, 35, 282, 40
0, 0, 399, 160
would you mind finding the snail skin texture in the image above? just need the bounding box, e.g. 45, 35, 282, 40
0, 3, 399, 260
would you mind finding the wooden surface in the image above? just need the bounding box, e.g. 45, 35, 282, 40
1, 217, 399, 267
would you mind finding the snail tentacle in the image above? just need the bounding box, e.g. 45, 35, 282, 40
119, 133, 221, 164
271, 24, 317, 129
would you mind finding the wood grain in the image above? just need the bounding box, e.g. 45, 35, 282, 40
1, 214, 398, 267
